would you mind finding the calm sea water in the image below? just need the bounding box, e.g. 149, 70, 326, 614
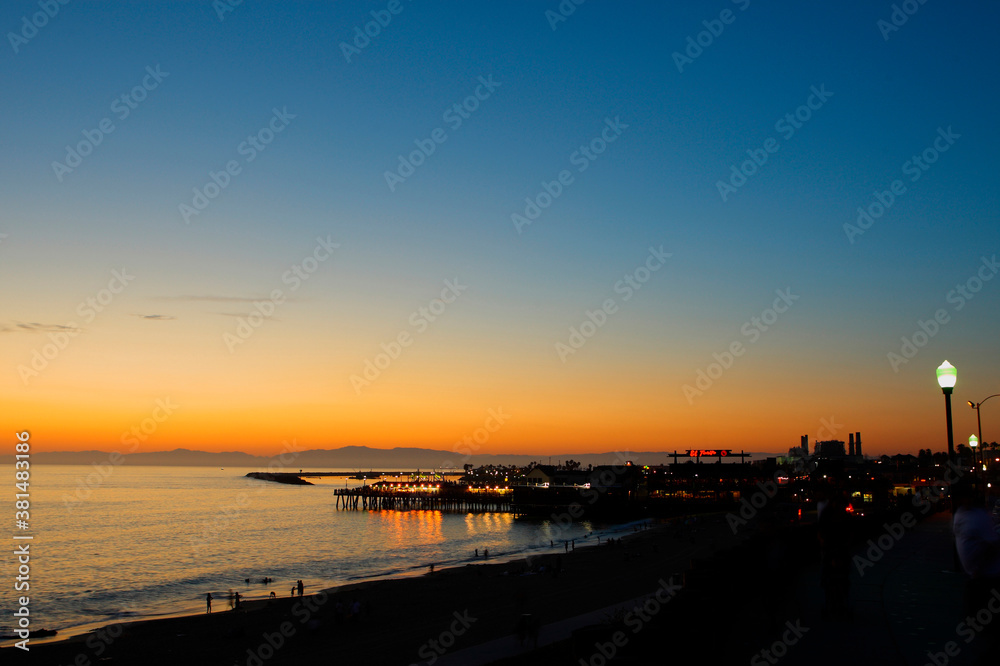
0, 465, 636, 644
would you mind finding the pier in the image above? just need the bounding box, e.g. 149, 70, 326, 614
333, 486, 512, 512
245, 470, 464, 485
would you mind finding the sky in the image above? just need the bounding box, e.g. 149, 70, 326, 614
2, 0, 998, 458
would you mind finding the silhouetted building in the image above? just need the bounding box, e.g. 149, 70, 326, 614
856, 432, 863, 457
816, 440, 846, 457
849, 433, 855, 457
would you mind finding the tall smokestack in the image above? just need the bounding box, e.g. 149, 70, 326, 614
849, 433, 855, 456
803, 435, 809, 455
856, 432, 862, 457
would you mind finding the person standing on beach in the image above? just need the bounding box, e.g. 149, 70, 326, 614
297, 579, 304, 597
234, 591, 241, 612
206, 592, 212, 614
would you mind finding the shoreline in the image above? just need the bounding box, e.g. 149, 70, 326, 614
1, 514, 654, 650
6, 513, 744, 664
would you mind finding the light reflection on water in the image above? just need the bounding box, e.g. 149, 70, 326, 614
0, 465, 633, 640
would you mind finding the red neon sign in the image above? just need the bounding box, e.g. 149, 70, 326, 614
686, 450, 731, 457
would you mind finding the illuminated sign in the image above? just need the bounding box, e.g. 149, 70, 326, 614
685, 450, 731, 457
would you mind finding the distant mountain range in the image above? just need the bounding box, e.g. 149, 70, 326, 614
1, 446, 775, 469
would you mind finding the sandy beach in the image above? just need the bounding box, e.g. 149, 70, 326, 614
5, 511, 758, 665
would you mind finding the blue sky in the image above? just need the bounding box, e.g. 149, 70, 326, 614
2, 0, 998, 455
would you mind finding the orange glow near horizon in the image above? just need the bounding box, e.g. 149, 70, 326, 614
2, 305, 992, 458
4, 367, 991, 458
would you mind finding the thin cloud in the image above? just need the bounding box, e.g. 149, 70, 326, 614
1, 322, 82, 334
132, 314, 176, 320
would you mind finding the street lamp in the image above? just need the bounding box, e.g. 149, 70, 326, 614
969, 434, 979, 470
937, 361, 957, 462
968, 394, 1000, 461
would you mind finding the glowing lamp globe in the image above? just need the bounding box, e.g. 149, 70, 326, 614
969, 434, 979, 448
936, 361, 957, 389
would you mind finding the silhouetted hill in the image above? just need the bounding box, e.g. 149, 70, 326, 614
0, 446, 773, 469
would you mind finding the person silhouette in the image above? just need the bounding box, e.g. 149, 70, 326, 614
233, 591, 241, 612
206, 592, 212, 614
297, 579, 304, 597
952, 479, 1000, 659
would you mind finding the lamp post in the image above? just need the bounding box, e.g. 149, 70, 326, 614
937, 361, 957, 463
968, 394, 1000, 462
969, 434, 979, 475
969, 395, 999, 506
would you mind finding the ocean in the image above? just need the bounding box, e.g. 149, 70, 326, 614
0, 464, 639, 645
